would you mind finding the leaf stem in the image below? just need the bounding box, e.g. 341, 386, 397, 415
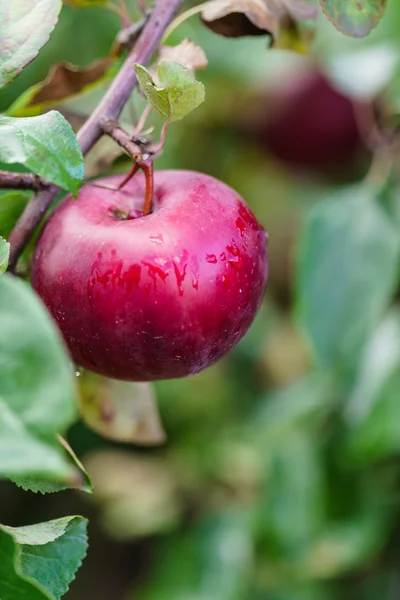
161, 1, 212, 43
134, 104, 153, 136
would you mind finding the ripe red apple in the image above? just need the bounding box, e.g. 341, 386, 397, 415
32, 170, 268, 381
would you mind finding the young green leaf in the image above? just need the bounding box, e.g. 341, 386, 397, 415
0, 274, 79, 483
0, 0, 62, 88
0, 237, 10, 275
134, 61, 205, 122
320, 0, 387, 37
0, 112, 84, 193
296, 186, 400, 372
0, 516, 88, 600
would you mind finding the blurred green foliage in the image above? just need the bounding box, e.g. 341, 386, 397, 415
2, 1, 400, 599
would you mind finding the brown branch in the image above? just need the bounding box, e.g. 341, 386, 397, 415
0, 170, 49, 191
101, 119, 151, 161
7, 0, 184, 271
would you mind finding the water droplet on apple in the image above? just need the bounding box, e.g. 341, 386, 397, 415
206, 254, 217, 264
172, 252, 188, 296
226, 240, 243, 270
149, 233, 164, 245
235, 217, 246, 237
142, 260, 170, 289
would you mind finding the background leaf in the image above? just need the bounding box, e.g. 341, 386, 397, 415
0, 191, 31, 238
0, 237, 10, 274
296, 186, 400, 371
0, 0, 62, 88
0, 112, 84, 192
0, 516, 88, 600
319, 0, 387, 37
0, 274, 78, 483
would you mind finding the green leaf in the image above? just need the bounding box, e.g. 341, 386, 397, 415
0, 516, 88, 600
0, 112, 84, 193
11, 436, 93, 493
0, 236, 10, 275
134, 61, 205, 122
344, 310, 400, 461
320, 0, 388, 37
0, 190, 31, 238
259, 433, 325, 550
296, 186, 400, 371
63, 0, 108, 6
0, 0, 62, 88
136, 511, 253, 600
250, 375, 336, 445
0, 274, 78, 483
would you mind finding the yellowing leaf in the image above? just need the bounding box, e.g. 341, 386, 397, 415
78, 371, 166, 445
7, 59, 114, 118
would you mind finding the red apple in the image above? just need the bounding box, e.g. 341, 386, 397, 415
247, 69, 370, 179
32, 170, 268, 381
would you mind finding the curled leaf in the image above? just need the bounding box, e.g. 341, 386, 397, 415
7, 59, 114, 118
157, 40, 208, 77
201, 0, 318, 43
202, 0, 279, 38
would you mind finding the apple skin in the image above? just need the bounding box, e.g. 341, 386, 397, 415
32, 170, 268, 381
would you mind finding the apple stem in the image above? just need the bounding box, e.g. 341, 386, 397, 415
117, 162, 140, 190
141, 160, 154, 216
116, 159, 154, 215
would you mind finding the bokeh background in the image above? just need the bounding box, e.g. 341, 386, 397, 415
2, 1, 400, 599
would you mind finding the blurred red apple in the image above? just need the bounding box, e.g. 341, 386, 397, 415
32, 170, 268, 381
256, 69, 371, 179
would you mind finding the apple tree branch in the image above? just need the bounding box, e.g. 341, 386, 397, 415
6, 0, 185, 271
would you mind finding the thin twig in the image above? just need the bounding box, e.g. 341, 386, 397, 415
134, 104, 152, 136
115, 12, 150, 52
7, 0, 184, 271
137, 0, 147, 15
101, 119, 151, 161
0, 170, 49, 191
117, 0, 132, 26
